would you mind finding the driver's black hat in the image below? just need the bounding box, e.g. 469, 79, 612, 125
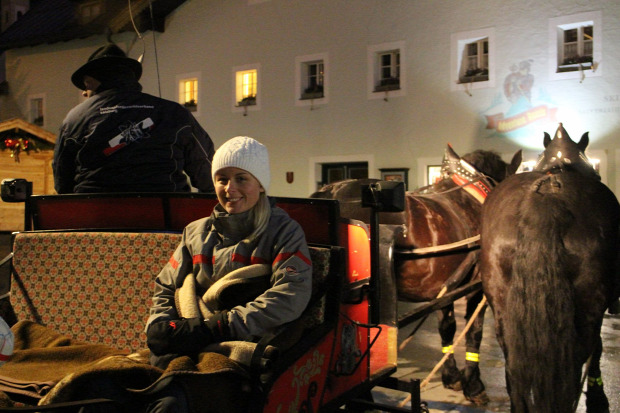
71, 43, 142, 89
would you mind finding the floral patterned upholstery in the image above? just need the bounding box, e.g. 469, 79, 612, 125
10, 231, 334, 353
11, 232, 182, 352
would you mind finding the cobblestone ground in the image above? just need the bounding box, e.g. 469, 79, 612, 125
372, 299, 620, 413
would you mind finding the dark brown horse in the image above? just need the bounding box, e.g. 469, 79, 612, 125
311, 145, 522, 404
479, 124, 619, 413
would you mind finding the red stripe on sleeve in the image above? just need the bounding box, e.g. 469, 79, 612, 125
250, 256, 269, 265
231, 254, 251, 265
274, 251, 312, 266
193, 254, 213, 265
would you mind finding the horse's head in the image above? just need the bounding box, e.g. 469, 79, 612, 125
462, 149, 522, 183
440, 144, 522, 186
534, 123, 599, 179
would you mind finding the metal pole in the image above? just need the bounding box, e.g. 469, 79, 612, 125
369, 185, 381, 324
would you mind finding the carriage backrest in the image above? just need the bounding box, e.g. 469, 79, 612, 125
26, 193, 340, 245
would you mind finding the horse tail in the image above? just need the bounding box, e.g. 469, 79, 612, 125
505, 178, 580, 413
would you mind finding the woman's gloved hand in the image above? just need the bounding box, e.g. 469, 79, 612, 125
146, 311, 230, 356
147, 317, 212, 356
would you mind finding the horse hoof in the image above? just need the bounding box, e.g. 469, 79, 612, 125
443, 381, 462, 392
466, 390, 490, 406
441, 355, 462, 391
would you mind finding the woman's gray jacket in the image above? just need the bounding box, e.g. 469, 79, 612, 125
147, 205, 313, 340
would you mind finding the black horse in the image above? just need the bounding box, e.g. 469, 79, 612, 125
479, 124, 619, 412
312, 145, 522, 404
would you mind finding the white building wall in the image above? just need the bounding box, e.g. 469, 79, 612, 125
2, 0, 620, 197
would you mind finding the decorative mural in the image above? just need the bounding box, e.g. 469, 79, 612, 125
482, 60, 558, 149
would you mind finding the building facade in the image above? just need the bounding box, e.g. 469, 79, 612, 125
1, 0, 619, 198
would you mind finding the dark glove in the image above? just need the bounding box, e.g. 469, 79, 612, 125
147, 318, 213, 356
205, 310, 231, 342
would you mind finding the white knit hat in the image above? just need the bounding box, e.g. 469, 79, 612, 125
212, 136, 271, 192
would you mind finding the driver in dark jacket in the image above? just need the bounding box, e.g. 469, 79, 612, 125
53, 43, 215, 194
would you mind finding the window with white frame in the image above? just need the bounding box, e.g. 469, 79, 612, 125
377, 50, 400, 91
28, 94, 45, 126
460, 38, 488, 83
451, 28, 495, 91
233, 64, 260, 112
367, 41, 405, 99
304, 61, 324, 98
549, 11, 601, 80
178, 75, 199, 112
295, 53, 328, 106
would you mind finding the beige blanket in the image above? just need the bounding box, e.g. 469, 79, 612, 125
0, 321, 251, 413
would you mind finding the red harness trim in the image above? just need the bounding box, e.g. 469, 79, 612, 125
451, 174, 491, 203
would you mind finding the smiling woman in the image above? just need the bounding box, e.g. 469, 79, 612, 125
146, 137, 314, 409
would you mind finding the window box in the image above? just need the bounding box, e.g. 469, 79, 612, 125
459, 68, 489, 83
237, 96, 256, 107
557, 55, 593, 72
183, 100, 197, 112
301, 85, 324, 100
374, 77, 400, 92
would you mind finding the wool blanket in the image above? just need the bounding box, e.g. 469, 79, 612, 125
0, 321, 251, 413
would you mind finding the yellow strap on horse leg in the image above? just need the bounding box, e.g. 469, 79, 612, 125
442, 345, 454, 354
465, 352, 479, 362
398, 295, 487, 408
588, 376, 603, 386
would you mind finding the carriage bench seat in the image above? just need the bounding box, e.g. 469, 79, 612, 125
8, 230, 337, 354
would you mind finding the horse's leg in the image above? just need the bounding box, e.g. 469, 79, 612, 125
437, 303, 461, 391
461, 290, 489, 405
585, 335, 610, 413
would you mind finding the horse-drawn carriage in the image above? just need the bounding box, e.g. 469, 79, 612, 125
0, 181, 435, 412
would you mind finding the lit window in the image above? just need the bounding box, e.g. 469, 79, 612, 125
548, 11, 601, 81
179, 78, 198, 112
367, 41, 406, 99
238, 70, 256, 106
233, 64, 260, 112
451, 28, 495, 91
29, 95, 44, 126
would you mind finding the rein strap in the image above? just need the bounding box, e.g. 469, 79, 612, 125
396, 234, 481, 255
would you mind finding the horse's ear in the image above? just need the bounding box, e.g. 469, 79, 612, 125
507, 150, 523, 176
445, 144, 459, 162
578, 132, 589, 152
543, 132, 551, 148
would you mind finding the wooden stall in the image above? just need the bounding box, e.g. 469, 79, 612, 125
0, 118, 56, 231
